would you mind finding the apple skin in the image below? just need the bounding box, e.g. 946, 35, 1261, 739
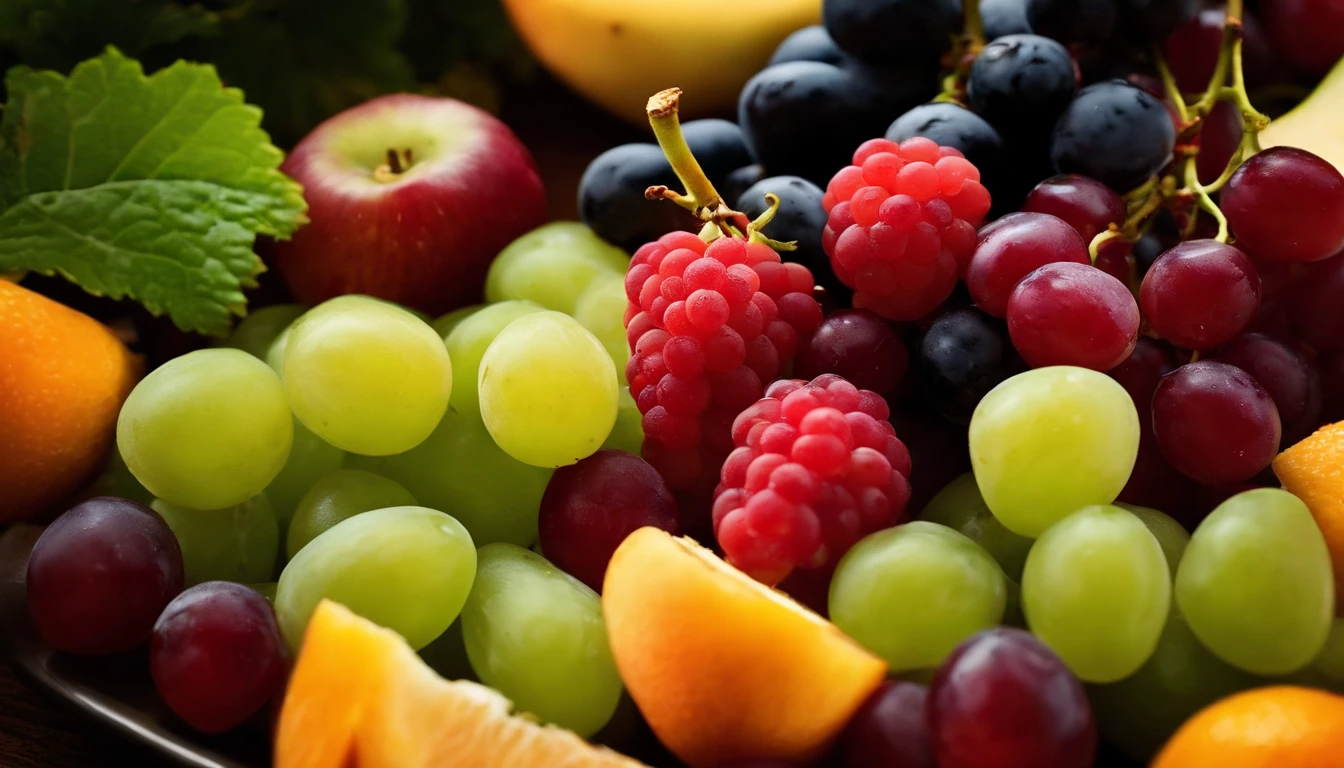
272, 94, 547, 316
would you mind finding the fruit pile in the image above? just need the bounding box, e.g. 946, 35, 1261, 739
14, 0, 1344, 767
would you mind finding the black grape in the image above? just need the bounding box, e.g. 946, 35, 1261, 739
982, 0, 1033, 39
917, 307, 1024, 425
735, 175, 847, 299
1117, 0, 1201, 41
578, 144, 688, 253
721, 164, 767, 205
770, 25, 849, 67
1027, 0, 1118, 44
681, 119, 753, 186
1051, 80, 1175, 192
886, 102, 1021, 206
967, 35, 1078, 141
823, 0, 963, 66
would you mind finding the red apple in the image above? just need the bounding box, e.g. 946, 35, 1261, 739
272, 94, 547, 315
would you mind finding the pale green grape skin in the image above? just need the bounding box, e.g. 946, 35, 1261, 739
1088, 609, 1256, 761
479, 312, 618, 468
445, 301, 545, 417
1176, 488, 1334, 676
351, 409, 552, 548
265, 419, 347, 531
223, 304, 309, 359
460, 543, 623, 738
419, 619, 476, 682
919, 473, 1034, 582
118, 348, 293, 511
284, 295, 452, 456
969, 367, 1139, 538
265, 326, 292, 376
485, 222, 629, 314
1022, 505, 1170, 683
153, 494, 280, 586
600, 388, 645, 456
829, 522, 1007, 672
275, 506, 476, 652
573, 272, 630, 373
431, 304, 486, 340
1117, 503, 1190, 576
285, 469, 418, 559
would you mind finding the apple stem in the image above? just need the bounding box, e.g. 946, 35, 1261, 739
386, 149, 404, 174
373, 148, 415, 183
645, 88, 749, 236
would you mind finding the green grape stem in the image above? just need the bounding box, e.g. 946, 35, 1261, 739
645, 88, 750, 236
935, 0, 985, 104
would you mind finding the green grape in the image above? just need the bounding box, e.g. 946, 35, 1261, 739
118, 348, 293, 511
600, 388, 644, 456
153, 494, 280, 586
419, 619, 476, 682
265, 419, 347, 531
919, 473, 1034, 581
284, 295, 453, 456
249, 582, 278, 603
371, 298, 432, 324
286, 469, 418, 559
829, 522, 1007, 671
82, 445, 155, 507
460, 543, 622, 738
1022, 505, 1170, 683
223, 304, 308, 359
265, 326, 292, 375
1117, 503, 1190, 575
1176, 488, 1334, 676
275, 506, 476, 651
445, 301, 545, 417
431, 304, 486, 340
485, 222, 629, 314
351, 409, 552, 548
573, 272, 630, 373
479, 312, 618, 468
1088, 608, 1256, 761
969, 366, 1139, 537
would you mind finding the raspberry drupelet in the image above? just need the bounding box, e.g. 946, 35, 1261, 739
713, 374, 912, 585
822, 137, 993, 321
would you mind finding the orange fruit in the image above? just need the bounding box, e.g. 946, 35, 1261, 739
276, 600, 643, 768
1153, 686, 1344, 768
602, 527, 887, 768
1274, 422, 1344, 607
0, 282, 140, 522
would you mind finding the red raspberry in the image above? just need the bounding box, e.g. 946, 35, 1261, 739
822, 137, 992, 321
624, 231, 825, 518
712, 374, 912, 585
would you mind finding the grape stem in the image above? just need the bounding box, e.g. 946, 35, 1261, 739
934, 0, 985, 104
645, 88, 750, 236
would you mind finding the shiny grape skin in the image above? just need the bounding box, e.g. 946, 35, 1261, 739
578, 144, 688, 253
966, 212, 1090, 318
1209, 333, 1322, 445
27, 497, 184, 656
1050, 80, 1176, 193
769, 25, 848, 67
796, 309, 908, 399
1152, 361, 1282, 487
917, 307, 1024, 425
839, 680, 935, 768
1289, 251, 1344, 353
1023, 175, 1125, 242
1006, 262, 1139, 371
823, 0, 962, 65
736, 176, 842, 298
929, 627, 1097, 768
967, 35, 1078, 141
982, 0, 1032, 39
1139, 240, 1261, 350
1222, 147, 1344, 263
150, 582, 289, 734
1194, 101, 1243, 186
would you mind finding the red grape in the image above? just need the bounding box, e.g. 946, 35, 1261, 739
929, 627, 1097, 768
27, 497, 183, 655
1006, 262, 1139, 371
1195, 101, 1242, 186
1107, 339, 1176, 426
795, 309, 908, 398
966, 212, 1090, 317
1152, 361, 1281, 486
1209, 333, 1322, 444
1162, 9, 1279, 91
1222, 147, 1344, 263
1117, 439, 1198, 528
1022, 175, 1124, 243
1139, 240, 1260, 349
150, 581, 289, 734
840, 680, 934, 768
538, 450, 680, 591
1289, 250, 1344, 353
1261, 0, 1344, 75
1092, 238, 1134, 286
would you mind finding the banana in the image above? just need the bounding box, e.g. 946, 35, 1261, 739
502, 0, 821, 125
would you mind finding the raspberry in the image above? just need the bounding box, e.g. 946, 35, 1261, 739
712, 374, 912, 585
822, 137, 992, 321
625, 232, 825, 524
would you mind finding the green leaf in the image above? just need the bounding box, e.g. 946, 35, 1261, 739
0, 47, 307, 335
0, 0, 219, 73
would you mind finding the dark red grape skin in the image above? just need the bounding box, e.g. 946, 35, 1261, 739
1152, 361, 1282, 487
539, 450, 681, 592
1022, 175, 1124, 243
1209, 333, 1321, 444
1163, 9, 1280, 92
929, 627, 1097, 768
1139, 240, 1260, 349
1289, 251, 1344, 353
1261, 0, 1344, 75
1195, 101, 1242, 187
840, 680, 935, 768
1108, 339, 1175, 425
966, 212, 1090, 317
1222, 147, 1344, 263
1006, 262, 1139, 371
150, 582, 289, 734
27, 497, 184, 656
1118, 439, 1198, 529
795, 309, 908, 399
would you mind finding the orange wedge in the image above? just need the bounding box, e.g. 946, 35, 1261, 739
275, 600, 644, 768
602, 527, 887, 768
1274, 421, 1344, 607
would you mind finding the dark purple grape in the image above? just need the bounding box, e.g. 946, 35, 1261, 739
1023, 175, 1125, 243
1209, 333, 1322, 444
1107, 339, 1175, 435
1223, 147, 1344, 263
1027, 0, 1117, 43
27, 497, 183, 655
1289, 251, 1344, 353
968, 35, 1078, 142
151, 581, 289, 734
770, 25, 848, 67
917, 307, 1024, 425
823, 0, 962, 65
1139, 240, 1261, 349
796, 309, 908, 398
840, 680, 935, 767
1050, 80, 1175, 193
1152, 361, 1282, 486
